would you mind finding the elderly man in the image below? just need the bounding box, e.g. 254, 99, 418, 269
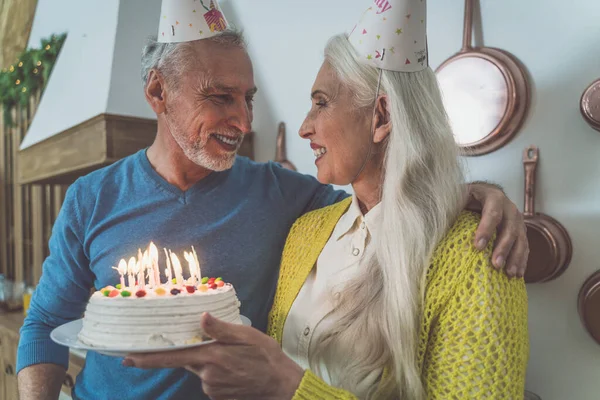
17, 3, 527, 400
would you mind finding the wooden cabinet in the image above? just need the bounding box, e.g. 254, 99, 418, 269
0, 327, 19, 400
0, 311, 84, 400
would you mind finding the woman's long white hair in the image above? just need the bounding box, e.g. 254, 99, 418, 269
308, 34, 467, 399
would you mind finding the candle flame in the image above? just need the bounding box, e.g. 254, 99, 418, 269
149, 242, 159, 262
128, 257, 137, 273
192, 246, 201, 280
117, 259, 127, 274
170, 253, 182, 274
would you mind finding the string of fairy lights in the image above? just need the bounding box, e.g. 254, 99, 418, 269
0, 33, 66, 126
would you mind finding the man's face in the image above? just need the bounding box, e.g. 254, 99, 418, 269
165, 41, 256, 171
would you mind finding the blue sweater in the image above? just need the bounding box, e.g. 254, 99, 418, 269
17, 149, 347, 400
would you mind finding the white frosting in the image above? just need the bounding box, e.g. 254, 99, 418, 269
78, 284, 242, 348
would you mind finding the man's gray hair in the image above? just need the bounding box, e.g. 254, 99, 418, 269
140, 30, 246, 90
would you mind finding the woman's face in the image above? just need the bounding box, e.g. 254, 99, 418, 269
299, 62, 373, 185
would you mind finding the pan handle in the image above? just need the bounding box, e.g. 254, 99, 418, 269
275, 122, 288, 162
523, 145, 539, 217
461, 0, 474, 51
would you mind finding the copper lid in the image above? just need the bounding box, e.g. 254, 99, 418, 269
581, 79, 600, 131
578, 270, 600, 345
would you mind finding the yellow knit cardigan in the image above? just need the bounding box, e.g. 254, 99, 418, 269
267, 198, 529, 399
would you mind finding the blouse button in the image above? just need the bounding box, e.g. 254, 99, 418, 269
352, 248, 360, 256
360, 222, 366, 229
303, 327, 311, 336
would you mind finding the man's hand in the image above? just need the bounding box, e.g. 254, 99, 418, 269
467, 182, 529, 278
18, 363, 65, 400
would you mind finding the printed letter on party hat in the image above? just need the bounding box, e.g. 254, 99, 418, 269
158, 0, 230, 43
348, 0, 428, 72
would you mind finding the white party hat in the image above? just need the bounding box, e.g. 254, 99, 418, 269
158, 0, 230, 43
348, 0, 428, 72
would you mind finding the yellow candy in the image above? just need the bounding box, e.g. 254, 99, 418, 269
197, 285, 208, 292
155, 287, 167, 296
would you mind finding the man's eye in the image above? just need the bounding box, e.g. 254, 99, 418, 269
214, 95, 232, 103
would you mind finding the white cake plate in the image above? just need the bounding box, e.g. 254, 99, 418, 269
50, 315, 251, 357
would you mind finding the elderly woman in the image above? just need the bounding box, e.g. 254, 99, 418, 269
125, 5, 529, 400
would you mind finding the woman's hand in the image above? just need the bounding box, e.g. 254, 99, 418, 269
124, 313, 304, 400
467, 181, 529, 278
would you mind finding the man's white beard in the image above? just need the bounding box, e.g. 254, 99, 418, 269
167, 116, 238, 172
184, 143, 236, 172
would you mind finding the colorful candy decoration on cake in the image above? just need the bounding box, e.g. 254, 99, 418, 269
101, 242, 230, 298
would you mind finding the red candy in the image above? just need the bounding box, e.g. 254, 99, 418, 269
185, 286, 196, 293
216, 281, 225, 287
209, 283, 217, 290
108, 289, 119, 298
135, 290, 147, 298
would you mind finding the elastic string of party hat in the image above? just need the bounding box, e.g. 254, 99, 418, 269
349, 60, 384, 185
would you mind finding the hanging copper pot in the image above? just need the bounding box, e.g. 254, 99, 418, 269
436, 0, 530, 156
522, 146, 573, 283
578, 270, 600, 345
274, 122, 296, 171
580, 78, 600, 132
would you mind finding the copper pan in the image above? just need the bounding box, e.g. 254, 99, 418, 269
435, 0, 530, 156
274, 122, 296, 171
522, 146, 572, 283
578, 270, 600, 345
580, 78, 600, 132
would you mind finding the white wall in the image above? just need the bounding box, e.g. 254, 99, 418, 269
226, 1, 600, 399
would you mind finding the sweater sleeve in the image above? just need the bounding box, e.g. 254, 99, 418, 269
17, 182, 95, 373
292, 370, 358, 400
421, 241, 529, 399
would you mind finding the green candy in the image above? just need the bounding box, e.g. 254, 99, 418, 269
201, 277, 209, 284
172, 278, 177, 284
121, 290, 132, 297
102, 290, 111, 297
116, 284, 122, 289
215, 277, 223, 282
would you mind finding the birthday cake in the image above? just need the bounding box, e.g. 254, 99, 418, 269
78, 243, 242, 348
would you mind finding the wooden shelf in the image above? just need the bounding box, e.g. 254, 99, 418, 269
18, 113, 158, 185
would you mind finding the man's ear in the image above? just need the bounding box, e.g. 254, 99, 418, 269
372, 94, 391, 143
145, 69, 167, 114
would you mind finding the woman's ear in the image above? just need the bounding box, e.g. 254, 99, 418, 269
373, 94, 391, 143
145, 69, 167, 114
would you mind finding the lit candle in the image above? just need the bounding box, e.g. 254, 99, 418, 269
164, 248, 172, 287
192, 246, 201, 282
184, 252, 196, 286
149, 242, 160, 288
145, 247, 155, 288
112, 259, 127, 288
170, 252, 184, 286
137, 254, 147, 290
127, 257, 137, 288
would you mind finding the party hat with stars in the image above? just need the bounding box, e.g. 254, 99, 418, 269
158, 0, 230, 43
348, 0, 428, 72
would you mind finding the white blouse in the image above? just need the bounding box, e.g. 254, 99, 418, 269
281, 195, 383, 398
